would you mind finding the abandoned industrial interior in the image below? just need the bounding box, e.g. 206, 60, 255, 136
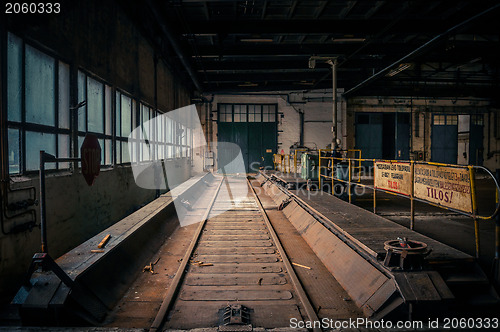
1, 0, 500, 331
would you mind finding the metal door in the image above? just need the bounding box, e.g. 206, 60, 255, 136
217, 104, 277, 173
355, 113, 382, 159
431, 114, 458, 164
395, 113, 410, 160
469, 115, 484, 165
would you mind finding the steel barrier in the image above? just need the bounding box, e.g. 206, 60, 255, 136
318, 154, 500, 259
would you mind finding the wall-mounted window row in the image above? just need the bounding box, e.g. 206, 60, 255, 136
7, 32, 71, 173
218, 104, 277, 123
5, 32, 193, 176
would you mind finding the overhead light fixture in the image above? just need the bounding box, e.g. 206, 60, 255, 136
240, 38, 274, 43
238, 82, 259, 87
386, 63, 412, 77
332, 38, 366, 43
293, 81, 315, 86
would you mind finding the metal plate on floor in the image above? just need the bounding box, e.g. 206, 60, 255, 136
189, 263, 283, 273
185, 274, 287, 286
179, 289, 293, 301
195, 247, 275, 255
200, 240, 274, 247
202, 234, 270, 241
194, 254, 278, 263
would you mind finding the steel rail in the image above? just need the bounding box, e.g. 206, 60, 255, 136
247, 177, 321, 332
149, 176, 224, 332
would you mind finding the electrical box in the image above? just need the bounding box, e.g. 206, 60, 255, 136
301, 153, 319, 180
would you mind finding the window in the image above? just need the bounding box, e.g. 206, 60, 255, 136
433, 115, 446, 125
233, 105, 246, 122
166, 116, 175, 159
446, 115, 458, 125
139, 103, 163, 162
219, 104, 232, 122
262, 105, 277, 122
6, 32, 71, 173
248, 105, 261, 122
116, 91, 136, 164
77, 71, 113, 166
218, 104, 277, 123
471, 114, 483, 126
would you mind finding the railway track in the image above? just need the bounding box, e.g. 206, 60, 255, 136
150, 175, 320, 331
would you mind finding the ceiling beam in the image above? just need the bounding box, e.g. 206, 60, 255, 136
343, 3, 500, 96
288, 0, 298, 19
176, 19, 495, 35
314, 1, 328, 19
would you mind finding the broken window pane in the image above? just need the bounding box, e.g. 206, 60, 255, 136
8, 129, 20, 174
26, 131, 56, 171
25, 45, 55, 126
78, 71, 87, 132
7, 33, 22, 122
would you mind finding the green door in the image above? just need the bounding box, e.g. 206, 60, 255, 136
218, 104, 277, 173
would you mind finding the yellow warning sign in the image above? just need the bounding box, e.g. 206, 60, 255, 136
374, 161, 412, 196
413, 164, 472, 213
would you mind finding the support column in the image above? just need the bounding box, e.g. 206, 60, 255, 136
330, 59, 338, 147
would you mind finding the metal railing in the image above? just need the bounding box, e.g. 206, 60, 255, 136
274, 148, 362, 177
317, 154, 500, 259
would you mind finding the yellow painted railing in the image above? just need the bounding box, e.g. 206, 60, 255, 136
317, 155, 500, 259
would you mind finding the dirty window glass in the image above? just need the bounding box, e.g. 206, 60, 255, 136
7, 33, 22, 122
87, 76, 104, 134
25, 45, 55, 126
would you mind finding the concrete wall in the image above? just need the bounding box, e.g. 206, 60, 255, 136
205, 93, 499, 171
208, 90, 346, 155
0, 0, 193, 300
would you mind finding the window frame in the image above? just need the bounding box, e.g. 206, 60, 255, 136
77, 69, 113, 167
6, 32, 72, 174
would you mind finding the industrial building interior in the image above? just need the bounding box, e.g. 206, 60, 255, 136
1, 0, 500, 331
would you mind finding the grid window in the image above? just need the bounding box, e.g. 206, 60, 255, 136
116, 91, 135, 164
77, 71, 112, 165
446, 115, 458, 125
248, 105, 262, 122
219, 104, 232, 122
6, 32, 71, 173
262, 105, 277, 122
233, 105, 246, 122
433, 115, 446, 125
471, 115, 483, 126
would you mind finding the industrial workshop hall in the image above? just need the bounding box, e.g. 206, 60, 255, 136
1, 1, 500, 331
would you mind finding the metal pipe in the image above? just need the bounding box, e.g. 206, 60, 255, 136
343, 3, 500, 97
494, 169, 500, 284
330, 59, 338, 146
410, 161, 415, 230
39, 151, 47, 253
146, 0, 203, 92
348, 159, 351, 203
469, 166, 480, 259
